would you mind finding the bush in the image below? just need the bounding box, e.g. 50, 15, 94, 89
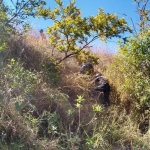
107, 29, 150, 134
40, 59, 61, 87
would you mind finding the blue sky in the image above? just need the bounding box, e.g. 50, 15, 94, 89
5, 0, 150, 53
36, 0, 140, 29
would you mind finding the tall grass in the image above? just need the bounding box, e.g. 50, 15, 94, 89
0, 30, 149, 150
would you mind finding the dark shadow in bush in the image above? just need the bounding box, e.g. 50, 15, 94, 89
40, 59, 61, 87
5, 36, 62, 87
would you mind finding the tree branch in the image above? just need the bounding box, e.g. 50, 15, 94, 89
56, 35, 99, 65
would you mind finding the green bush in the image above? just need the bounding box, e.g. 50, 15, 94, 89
109, 29, 150, 134
118, 30, 150, 109
40, 59, 61, 87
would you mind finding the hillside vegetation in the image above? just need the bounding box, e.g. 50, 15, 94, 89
0, 0, 150, 150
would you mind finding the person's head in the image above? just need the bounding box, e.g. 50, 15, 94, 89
80, 62, 94, 75
40, 29, 43, 33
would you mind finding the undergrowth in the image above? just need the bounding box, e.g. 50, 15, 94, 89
0, 33, 149, 150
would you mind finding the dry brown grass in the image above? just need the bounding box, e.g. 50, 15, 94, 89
93, 50, 114, 74
2, 30, 149, 149
4, 29, 119, 113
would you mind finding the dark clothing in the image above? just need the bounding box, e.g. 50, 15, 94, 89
94, 81, 110, 106
80, 62, 94, 75
104, 92, 110, 106
94, 76, 106, 86
94, 83, 110, 92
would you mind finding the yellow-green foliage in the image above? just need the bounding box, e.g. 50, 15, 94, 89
38, 0, 131, 64
106, 29, 150, 139
110, 30, 150, 110
0, 34, 150, 149
0, 0, 149, 149
0, 3, 7, 52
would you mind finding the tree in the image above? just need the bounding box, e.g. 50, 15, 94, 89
109, 0, 150, 119
38, 0, 131, 64
135, 0, 150, 30
116, 30, 150, 107
0, 0, 46, 34
0, 0, 7, 51
0, 0, 46, 52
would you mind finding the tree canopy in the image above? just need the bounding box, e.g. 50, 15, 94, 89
38, 0, 131, 64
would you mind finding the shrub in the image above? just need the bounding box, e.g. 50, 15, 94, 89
107, 29, 150, 134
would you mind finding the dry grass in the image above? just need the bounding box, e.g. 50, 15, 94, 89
1, 30, 149, 150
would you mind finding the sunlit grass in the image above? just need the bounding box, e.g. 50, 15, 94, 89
0, 30, 149, 150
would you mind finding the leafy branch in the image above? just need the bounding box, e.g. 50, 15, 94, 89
38, 0, 131, 64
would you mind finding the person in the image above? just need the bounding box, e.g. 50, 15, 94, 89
93, 73, 110, 106
80, 62, 94, 75
39, 29, 46, 40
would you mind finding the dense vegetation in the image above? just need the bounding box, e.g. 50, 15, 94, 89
0, 0, 149, 149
